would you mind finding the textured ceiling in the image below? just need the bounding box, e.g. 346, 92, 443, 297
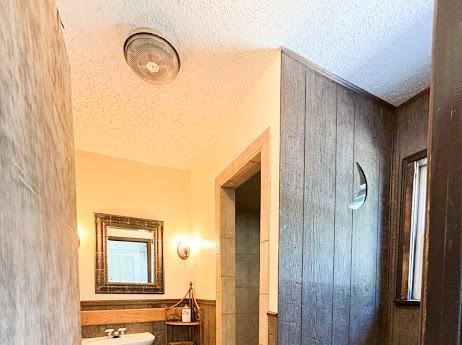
56, 0, 433, 170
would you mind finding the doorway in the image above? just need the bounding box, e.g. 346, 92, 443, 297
215, 130, 270, 345
235, 173, 261, 345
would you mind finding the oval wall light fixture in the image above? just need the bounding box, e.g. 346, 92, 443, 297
349, 162, 367, 210
177, 241, 191, 260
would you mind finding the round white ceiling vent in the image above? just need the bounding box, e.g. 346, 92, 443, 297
124, 29, 180, 85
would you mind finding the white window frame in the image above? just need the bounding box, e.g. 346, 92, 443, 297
407, 157, 428, 301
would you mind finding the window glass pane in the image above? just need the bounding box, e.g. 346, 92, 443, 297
108, 240, 148, 283
409, 158, 427, 300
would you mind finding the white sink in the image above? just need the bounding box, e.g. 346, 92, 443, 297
82, 332, 155, 345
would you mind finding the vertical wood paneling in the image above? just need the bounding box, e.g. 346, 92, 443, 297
332, 86, 356, 345
391, 308, 420, 345
278, 54, 306, 345
423, 0, 462, 342
302, 69, 337, 345
207, 302, 217, 345
376, 106, 395, 345
350, 97, 380, 345
279, 51, 395, 345
388, 90, 429, 345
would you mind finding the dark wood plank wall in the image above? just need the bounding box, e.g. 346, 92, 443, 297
278, 54, 307, 345
302, 66, 337, 345
200, 299, 217, 345
376, 93, 395, 345
333, 86, 356, 345
388, 90, 429, 345
268, 312, 278, 345
279, 51, 395, 345
422, 0, 462, 343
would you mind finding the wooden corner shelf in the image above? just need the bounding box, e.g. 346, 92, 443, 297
166, 283, 202, 345
166, 321, 200, 326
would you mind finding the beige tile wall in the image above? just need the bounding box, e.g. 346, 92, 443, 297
235, 210, 260, 345
219, 188, 236, 345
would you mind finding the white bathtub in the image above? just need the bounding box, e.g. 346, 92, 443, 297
82, 332, 155, 345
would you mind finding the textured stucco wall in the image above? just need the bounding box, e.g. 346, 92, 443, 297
0, 1, 80, 344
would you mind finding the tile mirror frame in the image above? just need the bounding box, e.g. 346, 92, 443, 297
94, 212, 164, 294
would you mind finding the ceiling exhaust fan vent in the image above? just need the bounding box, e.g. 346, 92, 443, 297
124, 29, 180, 85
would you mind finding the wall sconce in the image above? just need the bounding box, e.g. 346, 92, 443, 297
77, 225, 86, 248
177, 241, 191, 260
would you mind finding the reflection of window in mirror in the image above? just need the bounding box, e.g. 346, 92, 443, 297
107, 226, 154, 283
95, 213, 164, 294
396, 150, 428, 304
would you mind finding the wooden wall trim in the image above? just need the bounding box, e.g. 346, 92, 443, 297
81, 299, 216, 307
81, 308, 166, 326
395, 149, 428, 303
81, 299, 179, 309
215, 129, 268, 187
197, 299, 217, 307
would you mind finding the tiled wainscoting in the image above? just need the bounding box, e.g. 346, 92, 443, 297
81, 299, 216, 345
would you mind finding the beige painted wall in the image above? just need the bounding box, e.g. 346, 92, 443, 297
75, 50, 282, 308
76, 150, 193, 300
190, 50, 281, 312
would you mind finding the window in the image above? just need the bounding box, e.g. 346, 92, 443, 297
408, 157, 427, 300
396, 150, 428, 303
108, 239, 150, 283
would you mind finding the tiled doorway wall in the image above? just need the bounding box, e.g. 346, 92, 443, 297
215, 130, 270, 345
235, 208, 260, 345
